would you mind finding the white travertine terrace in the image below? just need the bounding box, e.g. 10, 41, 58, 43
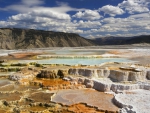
9, 73, 34, 82
68, 68, 148, 82
113, 89, 150, 113
65, 66, 150, 113
1, 47, 150, 113
37, 54, 118, 59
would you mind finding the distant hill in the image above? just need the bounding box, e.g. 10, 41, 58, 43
1, 28, 149, 49
125, 35, 150, 44
91, 35, 150, 45
0, 28, 95, 49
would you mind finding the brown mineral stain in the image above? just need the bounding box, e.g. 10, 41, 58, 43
29, 106, 47, 111
68, 103, 105, 113
0, 110, 7, 113
29, 92, 54, 103
34, 78, 70, 87
0, 92, 22, 101
52, 89, 119, 112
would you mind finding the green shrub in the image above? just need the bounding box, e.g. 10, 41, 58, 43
29, 62, 37, 65
35, 63, 43, 67
11, 63, 28, 66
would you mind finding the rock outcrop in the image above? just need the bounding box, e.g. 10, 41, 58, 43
109, 70, 146, 82
9, 72, 34, 81
37, 68, 69, 79
146, 71, 150, 80
68, 68, 110, 78
68, 68, 148, 82
109, 70, 129, 82
93, 80, 111, 92
84, 79, 94, 88
37, 69, 58, 79
32, 67, 149, 84
65, 76, 150, 92
57, 69, 68, 78
0, 28, 95, 49
128, 71, 146, 81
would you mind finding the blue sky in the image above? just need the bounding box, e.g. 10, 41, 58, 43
0, 0, 150, 38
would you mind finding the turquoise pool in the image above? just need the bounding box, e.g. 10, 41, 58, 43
36, 58, 132, 65
16, 57, 132, 65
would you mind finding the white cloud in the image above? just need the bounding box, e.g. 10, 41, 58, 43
56, 1, 69, 6
99, 5, 124, 16
0, 21, 17, 27
0, 0, 82, 34
86, 34, 103, 39
10, 10, 71, 21
74, 20, 101, 28
8, 13, 72, 31
118, 0, 150, 14
0, 0, 44, 12
101, 17, 121, 24
73, 10, 102, 20
0, 0, 83, 14
98, 12, 150, 35
86, 35, 96, 39
0, 0, 150, 38
128, 12, 150, 19
21, 0, 44, 6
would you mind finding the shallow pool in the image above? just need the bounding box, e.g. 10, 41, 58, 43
46, 49, 106, 55
16, 57, 132, 65
36, 58, 132, 65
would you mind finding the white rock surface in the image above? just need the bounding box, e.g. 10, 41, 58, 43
114, 89, 150, 113
68, 68, 110, 78
69, 68, 148, 82
109, 70, 129, 82
9, 73, 34, 81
